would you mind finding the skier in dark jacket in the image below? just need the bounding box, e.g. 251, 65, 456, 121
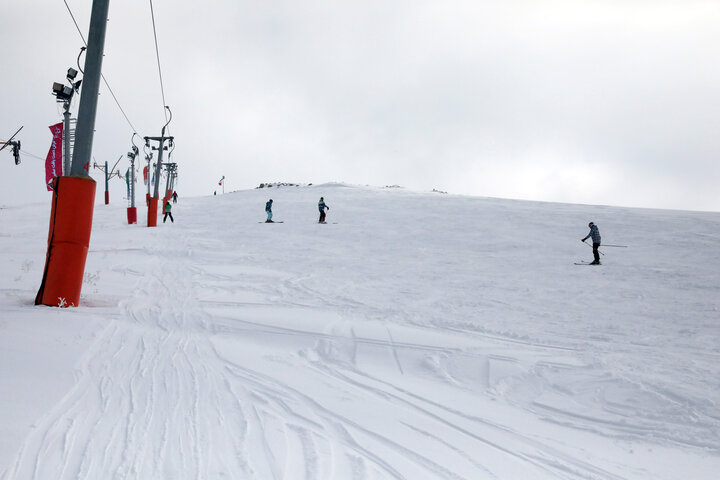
318, 197, 329, 223
265, 199, 274, 223
582, 222, 601, 264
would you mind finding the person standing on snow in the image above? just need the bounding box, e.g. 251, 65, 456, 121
318, 197, 329, 223
163, 200, 174, 223
265, 199, 274, 223
581, 221, 601, 264
172, 191, 178, 203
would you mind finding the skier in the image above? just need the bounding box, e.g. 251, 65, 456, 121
172, 191, 178, 203
163, 200, 174, 223
318, 197, 329, 223
265, 199, 274, 223
581, 221, 601, 264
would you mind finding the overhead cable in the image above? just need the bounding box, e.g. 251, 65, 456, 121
149, 0, 170, 132
61, 0, 139, 135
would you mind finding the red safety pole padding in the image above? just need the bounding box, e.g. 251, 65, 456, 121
147, 197, 158, 227
35, 176, 96, 307
127, 207, 137, 224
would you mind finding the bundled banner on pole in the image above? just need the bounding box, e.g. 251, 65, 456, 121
143, 165, 148, 185
45, 123, 63, 190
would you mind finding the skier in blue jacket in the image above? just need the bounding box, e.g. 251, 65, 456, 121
582, 222, 601, 265
318, 197, 329, 223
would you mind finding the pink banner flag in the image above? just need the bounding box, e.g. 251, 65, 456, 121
45, 122, 63, 190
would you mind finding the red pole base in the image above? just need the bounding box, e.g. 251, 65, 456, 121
127, 207, 137, 224
105, 190, 109, 204
146, 193, 150, 206
147, 197, 158, 227
35, 176, 96, 307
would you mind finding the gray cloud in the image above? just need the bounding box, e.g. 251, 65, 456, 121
2, 0, 719, 210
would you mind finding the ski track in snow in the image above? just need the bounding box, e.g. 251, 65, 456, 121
2, 185, 720, 479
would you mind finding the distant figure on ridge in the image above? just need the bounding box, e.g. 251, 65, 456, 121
172, 191, 178, 203
163, 200, 174, 223
318, 197, 329, 223
265, 199, 274, 223
581, 222, 601, 265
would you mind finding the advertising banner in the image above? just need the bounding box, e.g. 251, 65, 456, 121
45, 123, 63, 190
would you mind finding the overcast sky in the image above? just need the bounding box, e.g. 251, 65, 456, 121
2, 0, 719, 211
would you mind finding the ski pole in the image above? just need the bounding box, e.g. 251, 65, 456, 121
582, 239, 605, 256
601, 244, 627, 248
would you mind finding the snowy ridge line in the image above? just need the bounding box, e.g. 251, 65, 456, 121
441, 324, 582, 352
205, 314, 517, 358
532, 401, 720, 451
203, 311, 582, 373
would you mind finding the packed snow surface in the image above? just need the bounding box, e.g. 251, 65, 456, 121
1, 183, 719, 479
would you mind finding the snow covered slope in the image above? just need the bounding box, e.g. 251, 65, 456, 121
1, 184, 719, 479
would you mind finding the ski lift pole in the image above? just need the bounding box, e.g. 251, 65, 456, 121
104, 160, 109, 204
145, 150, 152, 206
163, 163, 171, 202
165, 140, 176, 200
144, 106, 174, 227
151, 107, 172, 199
35, 0, 109, 308
100, 154, 122, 204
130, 156, 135, 208
70, 0, 109, 176
128, 135, 139, 210
163, 163, 177, 201
63, 104, 71, 174
126, 139, 139, 224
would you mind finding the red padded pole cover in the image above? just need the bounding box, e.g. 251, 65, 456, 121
147, 197, 158, 227
35, 176, 96, 307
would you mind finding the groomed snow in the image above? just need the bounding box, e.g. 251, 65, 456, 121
1, 183, 719, 479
